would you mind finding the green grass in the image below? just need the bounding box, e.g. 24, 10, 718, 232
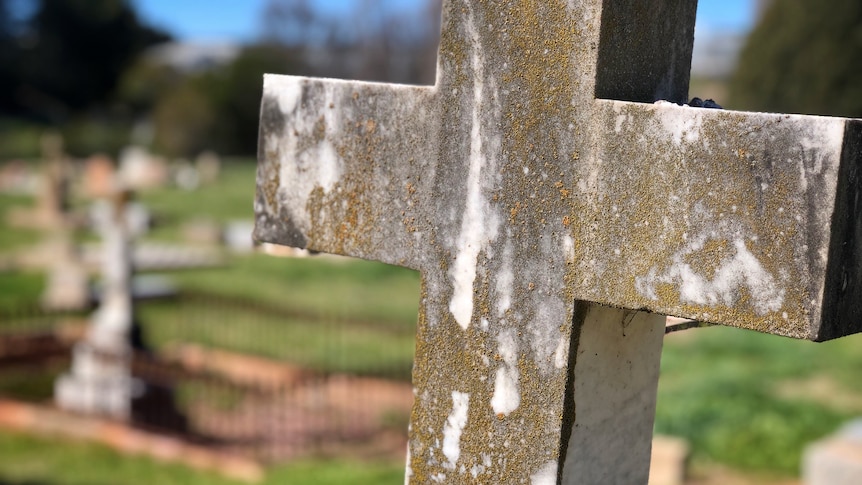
270, 459, 403, 485
0, 271, 44, 314
656, 326, 862, 475
139, 298, 416, 380
171, 253, 421, 324
0, 193, 40, 251
6, 161, 862, 479
175, 380, 246, 412
136, 160, 421, 322
0, 364, 62, 401
0, 189, 51, 313
138, 159, 258, 242
0, 431, 404, 485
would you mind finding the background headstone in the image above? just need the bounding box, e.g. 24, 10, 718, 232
195, 150, 221, 185
648, 436, 690, 485
803, 419, 862, 485
90, 198, 150, 239
118, 146, 168, 190
40, 231, 90, 311
83, 154, 116, 199
34, 132, 89, 310
224, 220, 255, 253
14, 133, 73, 230
182, 218, 222, 246
56, 189, 137, 420
0, 160, 38, 195
173, 159, 199, 191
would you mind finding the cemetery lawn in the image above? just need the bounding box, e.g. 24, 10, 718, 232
170, 252, 422, 325
138, 158, 259, 238
657, 326, 862, 477
0, 430, 403, 485
136, 159, 422, 323
0, 270, 42, 313
0, 193, 39, 251
6, 161, 862, 480
125, 162, 862, 477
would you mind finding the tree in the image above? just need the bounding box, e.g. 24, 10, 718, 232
114, 57, 184, 119
729, 0, 862, 117
0, 0, 23, 115
152, 77, 215, 158
4, 0, 169, 122
260, 0, 439, 85
150, 44, 303, 157
207, 44, 304, 155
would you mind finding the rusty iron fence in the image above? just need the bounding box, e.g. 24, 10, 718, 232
0, 292, 415, 463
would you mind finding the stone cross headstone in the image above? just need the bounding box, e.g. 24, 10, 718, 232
56, 189, 137, 419
37, 132, 70, 226
40, 227, 89, 311
804, 419, 862, 485
254, 1, 862, 482
39, 133, 89, 311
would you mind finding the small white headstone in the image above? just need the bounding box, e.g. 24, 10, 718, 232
119, 146, 167, 189
804, 419, 862, 485
56, 191, 137, 420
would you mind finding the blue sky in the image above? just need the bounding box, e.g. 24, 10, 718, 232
131, 0, 756, 43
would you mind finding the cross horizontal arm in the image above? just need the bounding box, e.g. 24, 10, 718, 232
574, 99, 862, 340
254, 74, 439, 270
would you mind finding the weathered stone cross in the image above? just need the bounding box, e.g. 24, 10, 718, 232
254, 1, 862, 482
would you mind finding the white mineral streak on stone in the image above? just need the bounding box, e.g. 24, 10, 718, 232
530, 461, 558, 485
797, 121, 845, 269
491, 329, 520, 415
442, 391, 470, 469
264, 75, 346, 234
404, 444, 413, 485
496, 243, 514, 316
265, 74, 301, 114
564, 235, 575, 261
636, 235, 785, 315
554, 335, 569, 369
308, 140, 340, 192
322, 86, 341, 135
799, 120, 843, 174
792, 119, 842, 193
614, 114, 627, 133
531, 297, 567, 374
449, 7, 497, 330
655, 102, 704, 145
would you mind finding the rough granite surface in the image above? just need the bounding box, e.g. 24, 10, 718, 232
254, 0, 862, 482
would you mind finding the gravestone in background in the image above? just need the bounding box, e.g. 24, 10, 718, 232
40, 133, 89, 311
254, 0, 862, 483
56, 189, 137, 419
804, 419, 862, 485
118, 145, 168, 190
38, 133, 70, 227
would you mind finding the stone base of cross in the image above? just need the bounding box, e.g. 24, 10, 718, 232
55, 343, 135, 419
254, 1, 862, 482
